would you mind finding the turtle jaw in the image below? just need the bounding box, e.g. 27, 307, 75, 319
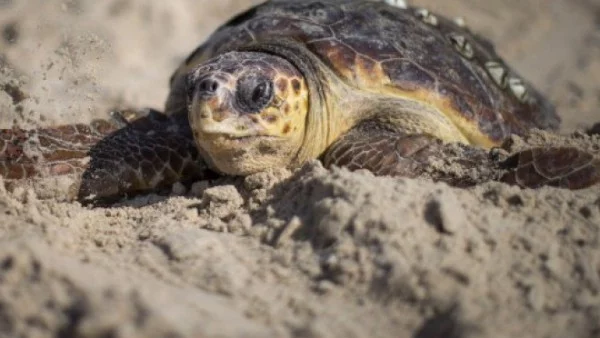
189, 98, 307, 176
193, 132, 287, 176
191, 97, 281, 138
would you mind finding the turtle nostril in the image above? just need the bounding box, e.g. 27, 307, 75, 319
197, 78, 219, 97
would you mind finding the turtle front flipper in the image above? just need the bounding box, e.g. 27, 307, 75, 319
1, 111, 210, 203
77, 111, 210, 203
321, 122, 492, 187
500, 147, 600, 189
322, 123, 600, 190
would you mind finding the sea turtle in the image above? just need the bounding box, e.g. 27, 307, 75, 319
1, 0, 599, 203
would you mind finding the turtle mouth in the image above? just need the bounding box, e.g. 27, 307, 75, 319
195, 121, 275, 140
226, 134, 277, 140
209, 133, 279, 147
212, 134, 278, 145
196, 128, 279, 151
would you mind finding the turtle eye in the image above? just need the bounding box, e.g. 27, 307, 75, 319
236, 75, 274, 113
252, 82, 270, 104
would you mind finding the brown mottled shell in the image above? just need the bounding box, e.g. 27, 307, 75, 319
169, 0, 559, 145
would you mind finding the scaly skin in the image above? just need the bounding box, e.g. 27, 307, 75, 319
0, 120, 117, 180
322, 122, 600, 189
0, 112, 209, 203
75, 112, 208, 202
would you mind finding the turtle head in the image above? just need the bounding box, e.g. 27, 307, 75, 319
187, 51, 309, 175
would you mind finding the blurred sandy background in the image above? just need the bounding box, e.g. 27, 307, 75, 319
0, 1, 599, 337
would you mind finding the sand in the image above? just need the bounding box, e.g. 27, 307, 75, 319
1, 0, 600, 337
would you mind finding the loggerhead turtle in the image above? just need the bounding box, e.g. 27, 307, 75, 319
1, 0, 599, 203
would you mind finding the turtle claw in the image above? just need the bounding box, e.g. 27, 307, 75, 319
500, 147, 600, 189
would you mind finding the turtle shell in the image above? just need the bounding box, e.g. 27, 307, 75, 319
170, 0, 559, 147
